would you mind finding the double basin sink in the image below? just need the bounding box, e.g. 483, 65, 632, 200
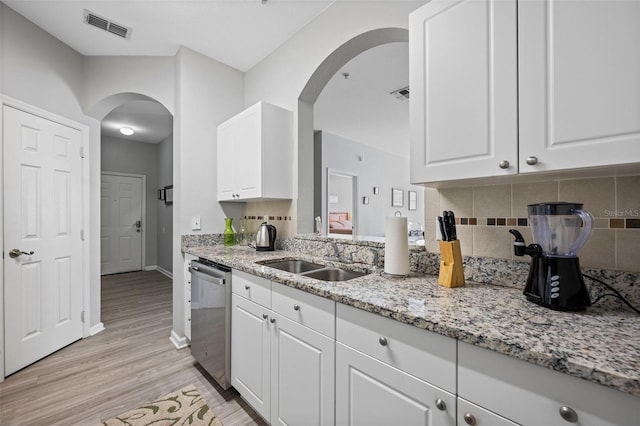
259, 259, 367, 282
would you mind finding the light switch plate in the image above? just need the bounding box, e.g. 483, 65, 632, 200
191, 216, 201, 231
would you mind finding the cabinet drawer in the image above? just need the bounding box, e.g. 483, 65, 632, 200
458, 341, 639, 426
336, 303, 456, 393
232, 269, 271, 308
272, 282, 335, 338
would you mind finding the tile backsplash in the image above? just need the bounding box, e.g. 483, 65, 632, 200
424, 175, 640, 273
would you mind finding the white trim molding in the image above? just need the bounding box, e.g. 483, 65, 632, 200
170, 329, 189, 349
89, 322, 105, 336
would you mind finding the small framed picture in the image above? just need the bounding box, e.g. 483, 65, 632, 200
408, 190, 417, 211
363, 196, 369, 205
373, 187, 379, 195
164, 185, 173, 205
391, 188, 403, 207
157, 188, 164, 201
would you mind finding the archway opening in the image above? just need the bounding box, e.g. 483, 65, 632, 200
297, 27, 410, 235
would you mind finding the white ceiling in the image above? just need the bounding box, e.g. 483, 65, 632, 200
315, 42, 409, 157
5, 0, 409, 148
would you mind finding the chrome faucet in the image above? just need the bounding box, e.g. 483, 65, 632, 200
324, 241, 341, 262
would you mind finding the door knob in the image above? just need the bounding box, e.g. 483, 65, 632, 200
9, 249, 34, 259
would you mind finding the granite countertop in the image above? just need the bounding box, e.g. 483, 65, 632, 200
184, 244, 640, 397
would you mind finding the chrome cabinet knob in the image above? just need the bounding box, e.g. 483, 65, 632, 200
526, 156, 539, 165
498, 160, 510, 169
559, 406, 578, 423
378, 337, 388, 346
463, 413, 477, 425
245, 285, 250, 290
270, 317, 276, 324
262, 313, 268, 320
435, 398, 446, 411
293, 304, 300, 311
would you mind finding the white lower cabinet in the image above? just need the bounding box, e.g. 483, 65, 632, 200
231, 272, 335, 425
336, 343, 456, 426
231, 293, 271, 419
458, 341, 639, 426
335, 304, 457, 426
271, 312, 334, 426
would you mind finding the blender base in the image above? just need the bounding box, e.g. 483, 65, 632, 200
523, 256, 591, 311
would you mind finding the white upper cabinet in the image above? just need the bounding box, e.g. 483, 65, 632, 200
518, 0, 640, 173
410, 0, 518, 182
410, 0, 640, 184
217, 101, 293, 201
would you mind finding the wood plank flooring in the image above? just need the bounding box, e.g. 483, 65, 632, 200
0, 270, 266, 426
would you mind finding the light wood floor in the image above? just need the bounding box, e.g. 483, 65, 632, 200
0, 270, 266, 426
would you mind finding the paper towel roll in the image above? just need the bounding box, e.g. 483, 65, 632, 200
385, 216, 409, 275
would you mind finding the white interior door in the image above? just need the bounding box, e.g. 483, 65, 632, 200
100, 174, 143, 275
3, 105, 84, 375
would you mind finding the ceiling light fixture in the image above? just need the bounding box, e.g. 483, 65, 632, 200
120, 127, 135, 136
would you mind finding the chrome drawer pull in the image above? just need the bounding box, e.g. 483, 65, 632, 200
378, 337, 388, 346
293, 304, 300, 311
559, 406, 578, 423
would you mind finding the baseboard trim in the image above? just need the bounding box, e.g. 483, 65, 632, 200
143, 265, 157, 272
156, 266, 173, 279
89, 322, 105, 336
170, 329, 189, 349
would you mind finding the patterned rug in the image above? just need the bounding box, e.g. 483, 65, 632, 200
102, 385, 222, 425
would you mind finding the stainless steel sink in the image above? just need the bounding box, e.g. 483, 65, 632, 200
261, 259, 325, 274
302, 267, 367, 282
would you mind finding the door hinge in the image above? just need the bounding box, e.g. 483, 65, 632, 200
79, 146, 85, 158
81, 311, 85, 323
80, 229, 85, 241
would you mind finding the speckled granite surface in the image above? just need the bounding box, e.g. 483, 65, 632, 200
183, 243, 640, 398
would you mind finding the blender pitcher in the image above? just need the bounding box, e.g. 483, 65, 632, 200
509, 202, 593, 311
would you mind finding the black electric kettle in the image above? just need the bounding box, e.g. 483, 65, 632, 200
256, 222, 276, 251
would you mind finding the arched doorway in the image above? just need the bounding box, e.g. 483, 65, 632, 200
297, 28, 410, 234
87, 92, 174, 328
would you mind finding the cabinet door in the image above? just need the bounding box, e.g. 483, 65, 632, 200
335, 343, 456, 426
270, 313, 335, 426
230, 294, 271, 420
235, 106, 262, 200
217, 121, 237, 201
458, 398, 520, 426
518, 0, 640, 172
410, 0, 518, 183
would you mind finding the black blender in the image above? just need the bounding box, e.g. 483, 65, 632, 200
509, 202, 594, 311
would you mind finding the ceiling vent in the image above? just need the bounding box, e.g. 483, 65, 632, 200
84, 10, 132, 39
390, 86, 410, 100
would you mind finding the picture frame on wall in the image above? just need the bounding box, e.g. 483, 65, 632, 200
158, 188, 165, 201
408, 190, 417, 211
164, 185, 173, 205
391, 188, 403, 207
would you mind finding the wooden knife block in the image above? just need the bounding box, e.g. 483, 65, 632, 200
438, 240, 465, 288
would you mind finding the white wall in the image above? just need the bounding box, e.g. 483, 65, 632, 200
172, 47, 244, 342
317, 131, 424, 237
101, 136, 160, 267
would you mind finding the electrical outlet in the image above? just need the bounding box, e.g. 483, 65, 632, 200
191, 216, 201, 231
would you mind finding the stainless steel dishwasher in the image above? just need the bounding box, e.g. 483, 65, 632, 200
189, 258, 231, 389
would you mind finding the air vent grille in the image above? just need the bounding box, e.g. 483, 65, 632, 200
84, 10, 131, 39
390, 86, 410, 100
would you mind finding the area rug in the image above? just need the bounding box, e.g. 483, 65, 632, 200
102, 384, 222, 426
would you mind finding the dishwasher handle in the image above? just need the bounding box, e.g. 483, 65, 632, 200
189, 260, 227, 285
